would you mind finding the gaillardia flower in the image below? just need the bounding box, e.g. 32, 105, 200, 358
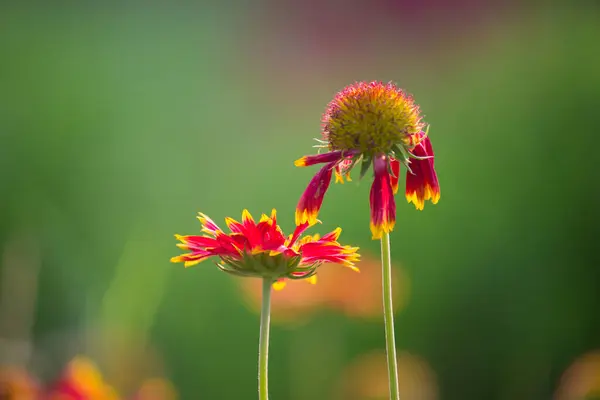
295, 81, 440, 239
171, 209, 359, 290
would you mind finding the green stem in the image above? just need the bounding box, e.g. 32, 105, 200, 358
258, 278, 272, 400
381, 232, 400, 400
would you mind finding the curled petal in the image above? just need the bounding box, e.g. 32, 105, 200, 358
370, 156, 396, 239
197, 213, 223, 236
320, 227, 342, 242
405, 136, 440, 210
295, 161, 336, 226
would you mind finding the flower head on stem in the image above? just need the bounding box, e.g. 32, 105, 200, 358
295, 81, 440, 239
171, 209, 360, 289
172, 209, 360, 400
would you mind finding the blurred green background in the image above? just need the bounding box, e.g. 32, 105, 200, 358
1, 2, 600, 399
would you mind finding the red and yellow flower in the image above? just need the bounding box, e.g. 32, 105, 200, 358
171, 209, 360, 289
295, 81, 440, 239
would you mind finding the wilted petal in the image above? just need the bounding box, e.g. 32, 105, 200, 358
294, 150, 359, 167
405, 136, 440, 210
295, 161, 336, 226
370, 156, 396, 239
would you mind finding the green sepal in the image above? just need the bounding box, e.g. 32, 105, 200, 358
359, 155, 372, 180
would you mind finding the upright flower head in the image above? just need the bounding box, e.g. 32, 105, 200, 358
295, 81, 440, 239
171, 209, 359, 289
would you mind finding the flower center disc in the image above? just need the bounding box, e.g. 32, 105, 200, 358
322, 82, 424, 155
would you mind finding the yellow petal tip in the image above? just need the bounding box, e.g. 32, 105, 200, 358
294, 157, 308, 167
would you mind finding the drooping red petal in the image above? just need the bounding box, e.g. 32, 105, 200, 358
405, 136, 440, 210
390, 157, 400, 194
370, 155, 396, 240
295, 161, 336, 226
294, 150, 349, 167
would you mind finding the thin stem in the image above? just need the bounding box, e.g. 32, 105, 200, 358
380, 232, 400, 400
258, 278, 272, 400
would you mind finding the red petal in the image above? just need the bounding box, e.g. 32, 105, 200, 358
287, 223, 310, 247
405, 136, 440, 210
177, 235, 221, 250
370, 155, 396, 239
256, 220, 286, 251
294, 150, 357, 167
197, 213, 223, 236
300, 242, 346, 257
320, 227, 342, 242
295, 162, 336, 226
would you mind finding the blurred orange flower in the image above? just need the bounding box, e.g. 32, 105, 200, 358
555, 350, 600, 400
133, 378, 177, 400
239, 252, 408, 324
0, 366, 40, 400
45, 356, 178, 400
47, 356, 120, 400
334, 350, 438, 400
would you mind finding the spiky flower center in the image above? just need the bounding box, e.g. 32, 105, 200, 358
322, 81, 424, 155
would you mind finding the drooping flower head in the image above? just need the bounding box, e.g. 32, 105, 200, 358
171, 209, 360, 290
295, 81, 440, 239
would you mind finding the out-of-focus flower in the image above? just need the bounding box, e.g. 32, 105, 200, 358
322, 254, 408, 319
334, 350, 438, 400
133, 378, 177, 400
295, 81, 440, 239
171, 209, 360, 289
555, 350, 600, 400
239, 274, 328, 325
0, 366, 40, 400
46, 356, 120, 400
239, 252, 408, 324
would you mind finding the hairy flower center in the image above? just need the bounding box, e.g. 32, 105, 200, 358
322, 82, 424, 155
